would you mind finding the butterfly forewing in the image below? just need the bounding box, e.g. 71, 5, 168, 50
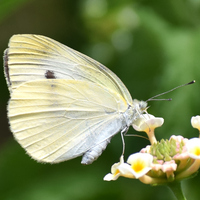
5, 34, 132, 105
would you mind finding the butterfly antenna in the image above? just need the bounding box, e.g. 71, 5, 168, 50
147, 80, 195, 102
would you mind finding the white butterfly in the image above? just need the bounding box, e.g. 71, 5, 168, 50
4, 35, 148, 164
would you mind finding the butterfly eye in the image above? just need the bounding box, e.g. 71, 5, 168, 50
139, 101, 147, 111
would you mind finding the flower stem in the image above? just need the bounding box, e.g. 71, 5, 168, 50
147, 129, 157, 144
167, 182, 187, 200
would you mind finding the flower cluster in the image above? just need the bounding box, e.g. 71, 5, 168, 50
104, 115, 200, 186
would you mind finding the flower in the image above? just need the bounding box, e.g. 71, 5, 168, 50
122, 153, 153, 179
119, 135, 200, 184
104, 153, 153, 181
104, 114, 200, 199
186, 138, 200, 159
191, 116, 200, 131
175, 137, 200, 180
132, 114, 164, 133
103, 156, 125, 181
132, 114, 164, 144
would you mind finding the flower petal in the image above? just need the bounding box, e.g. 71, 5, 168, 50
103, 156, 124, 181
103, 173, 120, 181
161, 160, 177, 173
118, 163, 135, 178
186, 138, 200, 159
191, 116, 200, 131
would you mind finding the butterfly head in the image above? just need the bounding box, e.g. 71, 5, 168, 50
132, 99, 148, 114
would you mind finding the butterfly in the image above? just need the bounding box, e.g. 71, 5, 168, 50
3, 34, 148, 165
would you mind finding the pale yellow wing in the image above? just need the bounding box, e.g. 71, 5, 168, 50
8, 79, 128, 163
4, 34, 132, 105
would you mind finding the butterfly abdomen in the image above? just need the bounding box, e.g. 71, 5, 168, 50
81, 138, 112, 165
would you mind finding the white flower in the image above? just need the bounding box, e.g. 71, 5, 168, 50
103, 156, 124, 181
132, 114, 164, 133
120, 153, 153, 179
176, 137, 200, 180
132, 114, 164, 144
191, 116, 200, 131
186, 138, 200, 159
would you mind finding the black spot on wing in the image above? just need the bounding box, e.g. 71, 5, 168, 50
45, 70, 56, 79
3, 49, 11, 86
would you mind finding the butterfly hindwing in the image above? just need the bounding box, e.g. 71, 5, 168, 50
8, 79, 128, 163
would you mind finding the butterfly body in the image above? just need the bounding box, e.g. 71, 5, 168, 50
4, 35, 147, 164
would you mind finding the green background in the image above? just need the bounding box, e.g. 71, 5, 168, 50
1, 0, 200, 199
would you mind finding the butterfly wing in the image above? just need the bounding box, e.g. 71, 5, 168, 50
4, 34, 132, 105
8, 79, 128, 163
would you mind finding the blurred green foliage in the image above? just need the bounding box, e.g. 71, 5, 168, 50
1, 0, 200, 199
